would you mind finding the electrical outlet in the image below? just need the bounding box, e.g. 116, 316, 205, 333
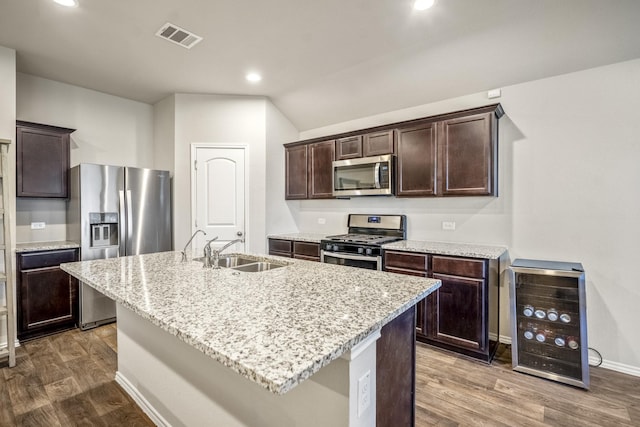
317, 218, 326, 225
442, 221, 456, 231
357, 370, 371, 417
31, 222, 46, 230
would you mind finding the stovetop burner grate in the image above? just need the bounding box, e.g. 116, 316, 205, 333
324, 233, 401, 245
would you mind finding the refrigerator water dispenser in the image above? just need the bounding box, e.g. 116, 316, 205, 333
89, 212, 118, 247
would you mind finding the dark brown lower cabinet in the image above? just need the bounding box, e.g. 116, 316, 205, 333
267, 238, 320, 262
377, 306, 415, 427
17, 249, 79, 341
384, 250, 500, 362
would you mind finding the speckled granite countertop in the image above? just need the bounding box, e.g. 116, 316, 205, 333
382, 240, 507, 259
16, 241, 80, 253
61, 250, 440, 395
267, 233, 327, 243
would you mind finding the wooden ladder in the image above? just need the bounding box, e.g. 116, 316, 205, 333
0, 139, 16, 367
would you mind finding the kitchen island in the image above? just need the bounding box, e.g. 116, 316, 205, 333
61, 251, 440, 427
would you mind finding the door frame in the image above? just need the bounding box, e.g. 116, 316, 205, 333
190, 143, 250, 250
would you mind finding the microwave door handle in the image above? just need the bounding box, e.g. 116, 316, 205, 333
374, 163, 381, 188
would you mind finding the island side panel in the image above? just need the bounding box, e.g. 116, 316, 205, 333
376, 306, 416, 427
114, 304, 381, 427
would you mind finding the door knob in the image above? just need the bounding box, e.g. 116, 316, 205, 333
237, 231, 244, 236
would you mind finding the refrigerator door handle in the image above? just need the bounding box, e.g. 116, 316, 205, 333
119, 190, 126, 256
126, 189, 133, 255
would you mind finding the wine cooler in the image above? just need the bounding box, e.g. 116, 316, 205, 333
509, 259, 589, 389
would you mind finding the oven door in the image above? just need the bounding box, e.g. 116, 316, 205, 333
321, 251, 382, 270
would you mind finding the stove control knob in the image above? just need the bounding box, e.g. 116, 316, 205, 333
325, 243, 333, 251
357, 247, 364, 254
332, 245, 339, 252
365, 248, 373, 256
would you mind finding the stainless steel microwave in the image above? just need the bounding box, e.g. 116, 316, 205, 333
332, 154, 393, 197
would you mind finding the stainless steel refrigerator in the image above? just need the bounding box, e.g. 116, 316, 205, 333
67, 164, 172, 330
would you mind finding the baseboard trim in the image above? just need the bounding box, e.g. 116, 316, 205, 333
592, 358, 640, 377
115, 371, 171, 427
498, 335, 640, 378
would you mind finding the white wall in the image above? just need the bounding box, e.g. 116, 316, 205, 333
287, 58, 640, 373
265, 101, 299, 235
0, 45, 16, 349
172, 94, 267, 254
15, 73, 155, 243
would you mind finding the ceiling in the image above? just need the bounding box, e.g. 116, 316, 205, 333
1, 0, 639, 131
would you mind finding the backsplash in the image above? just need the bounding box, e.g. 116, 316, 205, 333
15, 198, 67, 243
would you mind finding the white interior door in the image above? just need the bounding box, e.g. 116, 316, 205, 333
193, 146, 246, 253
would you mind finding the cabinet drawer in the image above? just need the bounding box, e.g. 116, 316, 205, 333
268, 239, 292, 255
19, 249, 78, 270
384, 251, 428, 272
293, 241, 320, 258
432, 256, 485, 279
384, 266, 428, 277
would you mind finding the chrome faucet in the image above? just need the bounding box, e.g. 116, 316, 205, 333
182, 229, 207, 262
210, 238, 245, 269
202, 237, 220, 268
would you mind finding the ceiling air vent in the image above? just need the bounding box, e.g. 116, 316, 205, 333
155, 22, 203, 49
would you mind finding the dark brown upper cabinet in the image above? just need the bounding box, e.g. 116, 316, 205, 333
16, 121, 75, 198
396, 105, 502, 197
285, 140, 335, 200
363, 130, 394, 157
284, 104, 503, 200
336, 130, 394, 160
335, 135, 362, 160
285, 144, 308, 199
439, 112, 496, 196
395, 122, 438, 197
308, 140, 335, 199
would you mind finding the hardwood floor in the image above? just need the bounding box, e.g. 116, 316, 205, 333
2, 326, 639, 426
415, 342, 640, 426
0, 324, 153, 426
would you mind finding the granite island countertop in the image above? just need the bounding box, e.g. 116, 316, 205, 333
61, 251, 440, 395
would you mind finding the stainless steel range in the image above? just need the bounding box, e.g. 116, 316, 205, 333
321, 214, 406, 270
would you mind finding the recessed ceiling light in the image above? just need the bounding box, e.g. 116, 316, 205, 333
246, 73, 262, 83
413, 0, 435, 11
53, 0, 78, 7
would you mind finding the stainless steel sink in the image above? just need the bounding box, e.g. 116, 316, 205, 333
230, 262, 285, 272
193, 255, 286, 272
193, 255, 257, 267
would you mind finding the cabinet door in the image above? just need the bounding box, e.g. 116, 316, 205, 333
439, 112, 495, 196
16, 122, 73, 198
363, 130, 394, 156
285, 145, 308, 199
395, 122, 437, 197
427, 273, 486, 351
308, 140, 335, 199
19, 267, 78, 339
335, 136, 362, 160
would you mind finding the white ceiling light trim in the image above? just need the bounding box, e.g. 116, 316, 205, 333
413, 0, 435, 11
53, 0, 78, 7
155, 22, 203, 49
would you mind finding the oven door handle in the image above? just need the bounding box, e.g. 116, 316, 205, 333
321, 251, 380, 262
